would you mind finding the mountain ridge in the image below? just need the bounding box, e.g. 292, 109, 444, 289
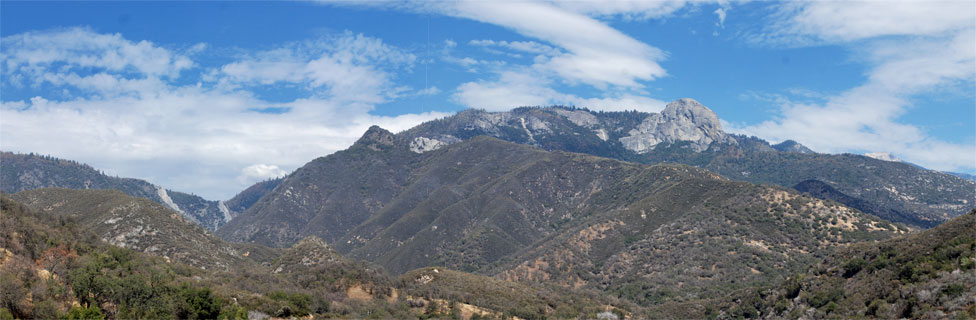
396, 99, 973, 227
0, 152, 234, 230
220, 129, 907, 308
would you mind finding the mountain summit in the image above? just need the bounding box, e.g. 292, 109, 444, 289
620, 98, 734, 153
356, 125, 398, 151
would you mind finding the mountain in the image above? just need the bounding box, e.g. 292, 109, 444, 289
720, 209, 975, 319
8, 188, 267, 271
0, 194, 629, 319
221, 128, 906, 310
0, 152, 233, 230
224, 177, 282, 213
0, 194, 250, 319
793, 179, 937, 228
397, 99, 974, 227
771, 140, 814, 154
949, 171, 976, 182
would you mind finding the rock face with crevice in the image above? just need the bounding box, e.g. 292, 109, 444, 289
619, 98, 735, 153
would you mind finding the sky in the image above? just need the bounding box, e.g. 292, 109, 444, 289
1, 1, 974, 200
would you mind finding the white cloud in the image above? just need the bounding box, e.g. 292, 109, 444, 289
215, 32, 416, 103
469, 39, 561, 56
448, 1, 667, 88
416, 86, 441, 96
714, 7, 727, 28
0, 28, 449, 200
239, 164, 288, 183
758, 1, 975, 45
324, 0, 695, 112
2, 27, 192, 84
735, 2, 976, 172
453, 70, 666, 113
551, 1, 689, 21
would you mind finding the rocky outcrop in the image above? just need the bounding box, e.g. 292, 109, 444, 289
772, 140, 815, 154
409, 135, 462, 153
865, 152, 900, 162
619, 98, 735, 153
356, 125, 397, 151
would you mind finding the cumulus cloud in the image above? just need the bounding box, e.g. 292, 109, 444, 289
2, 27, 193, 81
734, 1, 976, 172
0, 28, 449, 199
239, 164, 288, 183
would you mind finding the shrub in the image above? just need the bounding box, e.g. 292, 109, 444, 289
842, 258, 866, 278
942, 284, 965, 298
65, 305, 105, 320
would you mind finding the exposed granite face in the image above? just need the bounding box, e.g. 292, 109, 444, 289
410, 136, 455, 153
553, 108, 600, 128
865, 152, 900, 162
619, 98, 735, 153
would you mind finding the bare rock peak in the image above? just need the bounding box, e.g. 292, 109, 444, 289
620, 98, 734, 153
662, 98, 722, 129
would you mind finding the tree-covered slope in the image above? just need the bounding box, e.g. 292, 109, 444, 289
9, 188, 266, 272
1, 193, 624, 319
1, 152, 232, 230
720, 209, 975, 319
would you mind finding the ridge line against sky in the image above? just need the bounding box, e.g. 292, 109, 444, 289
1, 0, 973, 199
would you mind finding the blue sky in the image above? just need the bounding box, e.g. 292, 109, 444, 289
1, 1, 974, 199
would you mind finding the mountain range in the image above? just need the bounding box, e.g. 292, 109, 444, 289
395, 99, 973, 227
2, 98, 974, 319
219, 126, 914, 309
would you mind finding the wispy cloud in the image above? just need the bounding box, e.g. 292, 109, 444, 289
212, 31, 416, 104
734, 1, 976, 172
322, 0, 706, 112
468, 39, 561, 56
452, 70, 665, 112
448, 1, 666, 89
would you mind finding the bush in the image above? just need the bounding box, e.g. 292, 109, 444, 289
942, 284, 965, 298
267, 291, 311, 317
175, 285, 223, 319
843, 258, 866, 278
65, 305, 105, 320
866, 299, 888, 317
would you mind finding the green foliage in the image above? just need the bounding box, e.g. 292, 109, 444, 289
175, 285, 223, 319
942, 283, 965, 298
267, 291, 312, 317
65, 305, 105, 320
842, 257, 866, 278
